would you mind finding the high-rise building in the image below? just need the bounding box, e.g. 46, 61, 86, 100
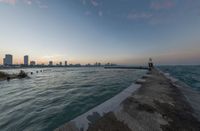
30, 61, 36, 66
3, 58, 5, 65
60, 62, 62, 66
65, 61, 67, 66
24, 55, 29, 66
3, 54, 13, 66
49, 61, 53, 66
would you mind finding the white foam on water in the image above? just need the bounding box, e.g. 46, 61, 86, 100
62, 83, 141, 131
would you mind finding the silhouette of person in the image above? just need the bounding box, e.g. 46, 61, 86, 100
148, 58, 154, 70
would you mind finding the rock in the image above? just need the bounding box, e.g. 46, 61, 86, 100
18, 70, 28, 78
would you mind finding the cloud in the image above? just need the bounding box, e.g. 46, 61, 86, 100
127, 12, 153, 20
34, 0, 48, 8
42, 54, 64, 60
80, 0, 101, 7
84, 10, 92, 16
24, 0, 32, 5
127, 10, 179, 25
150, 0, 175, 10
98, 11, 103, 16
80, 0, 86, 5
91, 0, 99, 7
0, 0, 16, 5
0, 0, 48, 8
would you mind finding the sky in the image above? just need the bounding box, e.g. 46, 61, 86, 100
0, 0, 200, 65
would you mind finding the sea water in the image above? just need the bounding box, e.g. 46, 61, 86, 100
159, 65, 200, 91
159, 65, 200, 120
0, 67, 146, 131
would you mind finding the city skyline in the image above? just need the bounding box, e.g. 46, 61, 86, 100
1, 54, 69, 66
1, 0, 200, 65
1, 54, 112, 66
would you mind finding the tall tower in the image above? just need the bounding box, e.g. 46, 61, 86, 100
24, 55, 29, 66
3, 58, 5, 65
49, 61, 53, 66
4, 54, 13, 66
65, 61, 67, 66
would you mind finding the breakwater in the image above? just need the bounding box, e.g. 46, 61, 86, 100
55, 68, 200, 131
104, 66, 149, 70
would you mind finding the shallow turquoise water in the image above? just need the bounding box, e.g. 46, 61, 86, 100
0, 67, 146, 131
159, 65, 200, 91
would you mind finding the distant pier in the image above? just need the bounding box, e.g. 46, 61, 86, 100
104, 66, 149, 70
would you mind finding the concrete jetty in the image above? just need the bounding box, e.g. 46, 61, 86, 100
55, 69, 200, 131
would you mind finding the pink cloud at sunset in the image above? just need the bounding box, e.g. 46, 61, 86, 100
0, 0, 16, 5
90, 0, 99, 7
150, 0, 175, 10
0, 0, 48, 8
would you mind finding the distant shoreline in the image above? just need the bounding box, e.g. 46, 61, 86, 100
0, 66, 103, 70
0, 65, 150, 71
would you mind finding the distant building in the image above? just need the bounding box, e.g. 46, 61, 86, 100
105, 62, 110, 66
60, 62, 62, 66
24, 55, 29, 66
86, 63, 91, 67
65, 61, 67, 66
98, 62, 101, 66
30, 61, 36, 66
3, 54, 13, 66
93, 62, 101, 67
3, 58, 5, 65
49, 61, 53, 66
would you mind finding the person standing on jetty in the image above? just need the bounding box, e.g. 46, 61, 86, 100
148, 58, 154, 70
